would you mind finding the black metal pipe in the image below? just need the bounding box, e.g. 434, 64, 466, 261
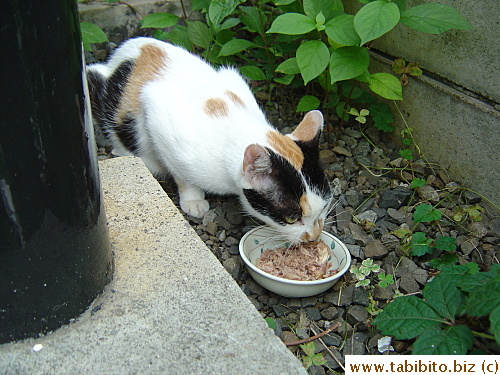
0, 0, 113, 343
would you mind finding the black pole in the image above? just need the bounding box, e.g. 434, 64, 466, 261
0, 1, 113, 343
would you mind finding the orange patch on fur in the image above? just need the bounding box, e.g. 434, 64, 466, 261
225, 91, 245, 107
117, 44, 168, 123
300, 195, 312, 217
204, 98, 229, 117
266, 131, 304, 170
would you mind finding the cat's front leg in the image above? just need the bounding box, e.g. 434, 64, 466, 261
174, 177, 210, 218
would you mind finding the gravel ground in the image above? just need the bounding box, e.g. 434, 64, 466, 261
89, 48, 499, 373
153, 102, 499, 372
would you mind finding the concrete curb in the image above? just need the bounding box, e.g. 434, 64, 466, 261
0, 157, 306, 375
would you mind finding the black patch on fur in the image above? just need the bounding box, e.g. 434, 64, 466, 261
296, 136, 331, 199
116, 113, 139, 153
87, 60, 137, 151
243, 149, 305, 225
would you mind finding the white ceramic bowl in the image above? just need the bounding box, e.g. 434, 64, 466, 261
239, 226, 351, 298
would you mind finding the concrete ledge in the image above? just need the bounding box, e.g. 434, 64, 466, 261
0, 156, 306, 375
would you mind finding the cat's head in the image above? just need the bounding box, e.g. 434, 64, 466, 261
241, 110, 333, 244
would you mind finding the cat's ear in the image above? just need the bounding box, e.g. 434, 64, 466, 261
242, 144, 274, 191
290, 110, 324, 143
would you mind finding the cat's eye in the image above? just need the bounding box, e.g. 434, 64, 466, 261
285, 216, 299, 224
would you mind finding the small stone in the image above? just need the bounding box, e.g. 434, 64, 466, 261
354, 210, 378, 224
202, 210, 218, 226
228, 245, 239, 255
364, 240, 388, 259
395, 257, 418, 277
344, 128, 362, 138
344, 332, 367, 355
331, 178, 342, 196
222, 257, 240, 279
346, 244, 363, 259
399, 274, 419, 294
352, 141, 371, 157
281, 331, 299, 349
214, 216, 231, 230
332, 146, 352, 157
324, 348, 344, 370
246, 279, 264, 294
301, 296, 318, 308
460, 237, 480, 255
373, 285, 394, 301
320, 306, 339, 320
205, 221, 218, 236
272, 304, 289, 317
224, 236, 239, 247
412, 268, 429, 285
348, 223, 372, 246
418, 185, 440, 203
352, 287, 370, 307
379, 187, 413, 209
335, 285, 354, 306
305, 307, 322, 321
319, 149, 337, 164
322, 332, 342, 347
346, 305, 369, 325
345, 189, 363, 208
386, 208, 408, 224
463, 190, 481, 204
468, 222, 488, 238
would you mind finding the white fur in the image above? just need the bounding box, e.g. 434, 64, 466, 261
88, 37, 331, 243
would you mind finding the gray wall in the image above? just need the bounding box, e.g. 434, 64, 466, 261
344, 0, 499, 207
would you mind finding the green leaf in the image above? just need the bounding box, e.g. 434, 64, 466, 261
187, 21, 213, 49
219, 17, 240, 30
296, 40, 330, 84
303, 0, 339, 21
354, 0, 400, 45
378, 273, 394, 288
296, 95, 320, 112
423, 273, 462, 321
410, 178, 426, 189
372, 295, 443, 340
429, 253, 458, 270
267, 13, 316, 35
265, 317, 277, 330
218, 39, 255, 56
274, 74, 295, 85
413, 203, 442, 223
369, 102, 394, 132
490, 306, 500, 345
80, 22, 108, 51
168, 25, 193, 51
410, 232, 433, 257
412, 325, 474, 355
325, 14, 361, 46
458, 264, 500, 293
400, 4, 473, 34
300, 342, 316, 357
240, 6, 264, 33
276, 58, 300, 75
368, 73, 403, 100
433, 236, 457, 252
466, 281, 500, 317
192, 0, 211, 11
208, 0, 243, 30
239, 65, 267, 81
399, 149, 413, 161
329, 46, 369, 84
140, 13, 179, 29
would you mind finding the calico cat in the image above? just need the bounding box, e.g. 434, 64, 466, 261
87, 37, 332, 244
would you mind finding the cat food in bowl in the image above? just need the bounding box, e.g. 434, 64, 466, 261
239, 226, 351, 298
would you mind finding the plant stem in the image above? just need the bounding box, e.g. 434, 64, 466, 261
471, 330, 495, 340
284, 322, 340, 347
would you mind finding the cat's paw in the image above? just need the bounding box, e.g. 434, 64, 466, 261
180, 199, 210, 218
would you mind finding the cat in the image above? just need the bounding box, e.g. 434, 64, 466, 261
86, 37, 332, 244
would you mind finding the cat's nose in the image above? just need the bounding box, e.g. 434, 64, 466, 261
300, 218, 323, 242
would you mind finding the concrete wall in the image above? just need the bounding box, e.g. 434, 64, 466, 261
344, 0, 499, 207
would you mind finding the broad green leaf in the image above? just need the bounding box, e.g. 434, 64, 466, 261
80, 22, 108, 51
401, 3, 473, 34
466, 281, 500, 317
303, 0, 339, 21
192, 0, 211, 11
240, 6, 264, 33
274, 74, 295, 85
296, 40, 330, 84
429, 253, 458, 270
372, 295, 443, 340
168, 25, 192, 51
369, 102, 394, 132
140, 13, 179, 29
219, 17, 240, 30
274, 0, 296, 5
187, 21, 213, 49
423, 273, 462, 321
354, 1, 400, 45
412, 325, 474, 355
218, 39, 254, 56
410, 177, 426, 188
296, 95, 320, 112
265, 317, 277, 330
399, 149, 413, 161
239, 65, 267, 81
208, 0, 244, 30
267, 13, 316, 35
329, 46, 369, 84
413, 203, 442, 223
458, 264, 500, 293
276, 58, 300, 75
490, 306, 500, 345
410, 232, 433, 256
368, 73, 403, 100
433, 236, 457, 252
325, 14, 361, 46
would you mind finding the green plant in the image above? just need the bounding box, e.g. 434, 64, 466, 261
138, 0, 471, 114
80, 21, 108, 51
300, 341, 327, 369
373, 263, 500, 354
